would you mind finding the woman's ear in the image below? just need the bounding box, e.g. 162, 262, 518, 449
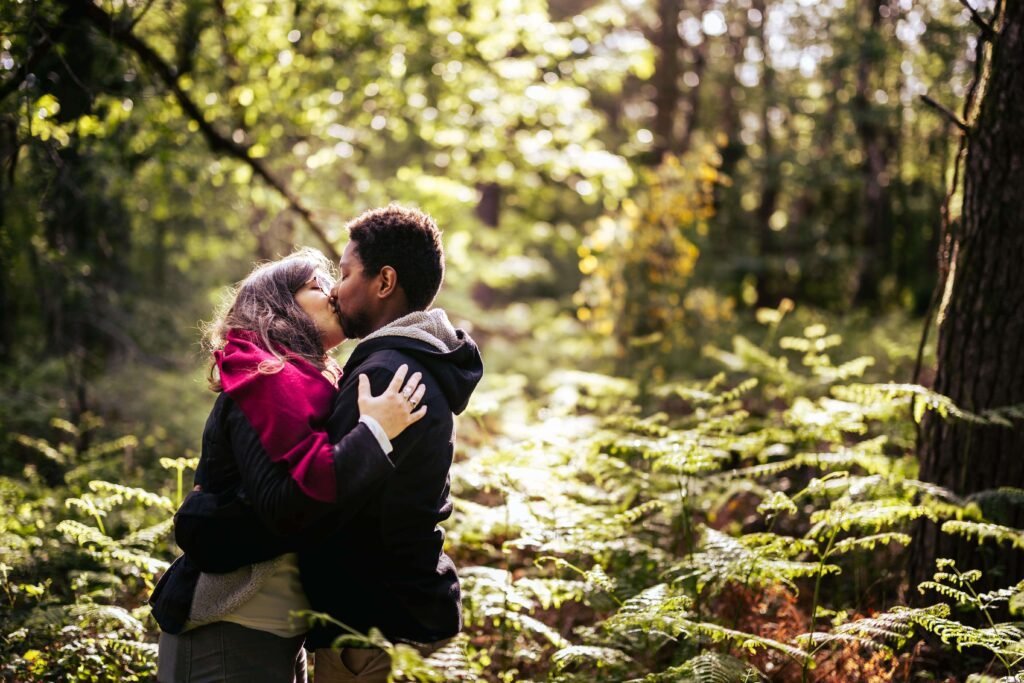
377, 265, 398, 298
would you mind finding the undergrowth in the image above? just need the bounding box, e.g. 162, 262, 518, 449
2, 307, 1022, 681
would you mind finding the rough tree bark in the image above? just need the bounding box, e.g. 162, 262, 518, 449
910, 0, 1024, 591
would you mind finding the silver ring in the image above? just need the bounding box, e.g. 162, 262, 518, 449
409, 397, 419, 408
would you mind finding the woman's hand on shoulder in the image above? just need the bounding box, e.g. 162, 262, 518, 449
357, 364, 428, 440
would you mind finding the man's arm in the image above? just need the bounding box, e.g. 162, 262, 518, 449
177, 366, 427, 572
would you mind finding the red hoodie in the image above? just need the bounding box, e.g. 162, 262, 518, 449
214, 329, 339, 503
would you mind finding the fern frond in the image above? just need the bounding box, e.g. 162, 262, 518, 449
98, 636, 159, 659
942, 521, 1024, 550
14, 434, 69, 464
49, 417, 80, 437
672, 528, 834, 593
106, 547, 169, 574
917, 581, 975, 606
121, 517, 175, 547
830, 382, 1008, 426
68, 603, 146, 634
421, 634, 475, 682
704, 336, 793, 386
83, 436, 139, 460
514, 577, 587, 610
601, 583, 692, 640
551, 645, 633, 673
539, 557, 618, 594
757, 491, 798, 516
902, 604, 1023, 656
653, 377, 759, 407
797, 608, 917, 651
807, 501, 935, 539
88, 480, 174, 511
641, 437, 730, 475
965, 674, 1024, 683
629, 652, 767, 682
57, 519, 113, 548
829, 532, 912, 555
688, 620, 809, 662
65, 494, 113, 519
813, 356, 875, 382
785, 397, 868, 436
796, 449, 895, 476
159, 456, 200, 472
716, 456, 802, 482
602, 414, 671, 437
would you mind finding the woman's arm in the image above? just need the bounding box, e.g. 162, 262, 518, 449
176, 368, 427, 571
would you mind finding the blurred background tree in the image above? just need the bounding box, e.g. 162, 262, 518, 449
0, 0, 978, 443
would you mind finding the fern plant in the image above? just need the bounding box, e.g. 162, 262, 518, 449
2, 419, 190, 681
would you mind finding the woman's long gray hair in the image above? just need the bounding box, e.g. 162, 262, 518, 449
204, 248, 336, 391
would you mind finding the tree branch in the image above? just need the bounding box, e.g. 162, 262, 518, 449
63, 0, 340, 261
0, 25, 63, 104
959, 0, 996, 41
920, 94, 969, 134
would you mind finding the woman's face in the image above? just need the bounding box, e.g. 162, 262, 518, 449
294, 271, 345, 350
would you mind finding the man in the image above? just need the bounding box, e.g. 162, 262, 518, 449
305, 205, 483, 679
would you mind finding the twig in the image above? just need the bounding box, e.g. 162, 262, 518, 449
63, 0, 341, 261
919, 94, 968, 133
0, 25, 63, 104
958, 0, 996, 41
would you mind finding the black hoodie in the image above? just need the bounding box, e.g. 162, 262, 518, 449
300, 311, 482, 647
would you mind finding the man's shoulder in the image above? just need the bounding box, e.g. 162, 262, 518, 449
344, 338, 441, 378
345, 347, 422, 377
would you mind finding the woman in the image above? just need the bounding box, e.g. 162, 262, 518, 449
151, 248, 425, 682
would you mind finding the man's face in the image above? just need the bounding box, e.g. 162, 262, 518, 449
331, 241, 377, 339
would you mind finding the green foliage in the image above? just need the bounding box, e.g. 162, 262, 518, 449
629, 652, 766, 682
3, 306, 1023, 681
0, 422, 187, 681
444, 311, 1023, 681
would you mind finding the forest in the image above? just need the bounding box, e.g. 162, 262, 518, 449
1, 0, 1022, 681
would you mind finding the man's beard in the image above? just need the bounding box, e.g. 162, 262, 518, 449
338, 309, 373, 340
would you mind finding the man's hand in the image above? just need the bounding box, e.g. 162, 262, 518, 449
357, 364, 428, 440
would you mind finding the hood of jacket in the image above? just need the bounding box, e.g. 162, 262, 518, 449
344, 309, 483, 415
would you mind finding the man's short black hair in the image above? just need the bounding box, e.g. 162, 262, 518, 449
346, 205, 445, 311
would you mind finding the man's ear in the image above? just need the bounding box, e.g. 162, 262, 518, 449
376, 265, 399, 299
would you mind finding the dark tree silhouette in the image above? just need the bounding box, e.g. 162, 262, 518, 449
911, 0, 1024, 590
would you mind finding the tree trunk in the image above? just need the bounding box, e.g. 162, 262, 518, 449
475, 182, 501, 227
752, 0, 780, 306
653, 0, 681, 159
678, 0, 710, 155
910, 0, 1024, 592
852, 0, 893, 306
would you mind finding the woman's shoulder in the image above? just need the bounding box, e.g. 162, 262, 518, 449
216, 329, 334, 393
